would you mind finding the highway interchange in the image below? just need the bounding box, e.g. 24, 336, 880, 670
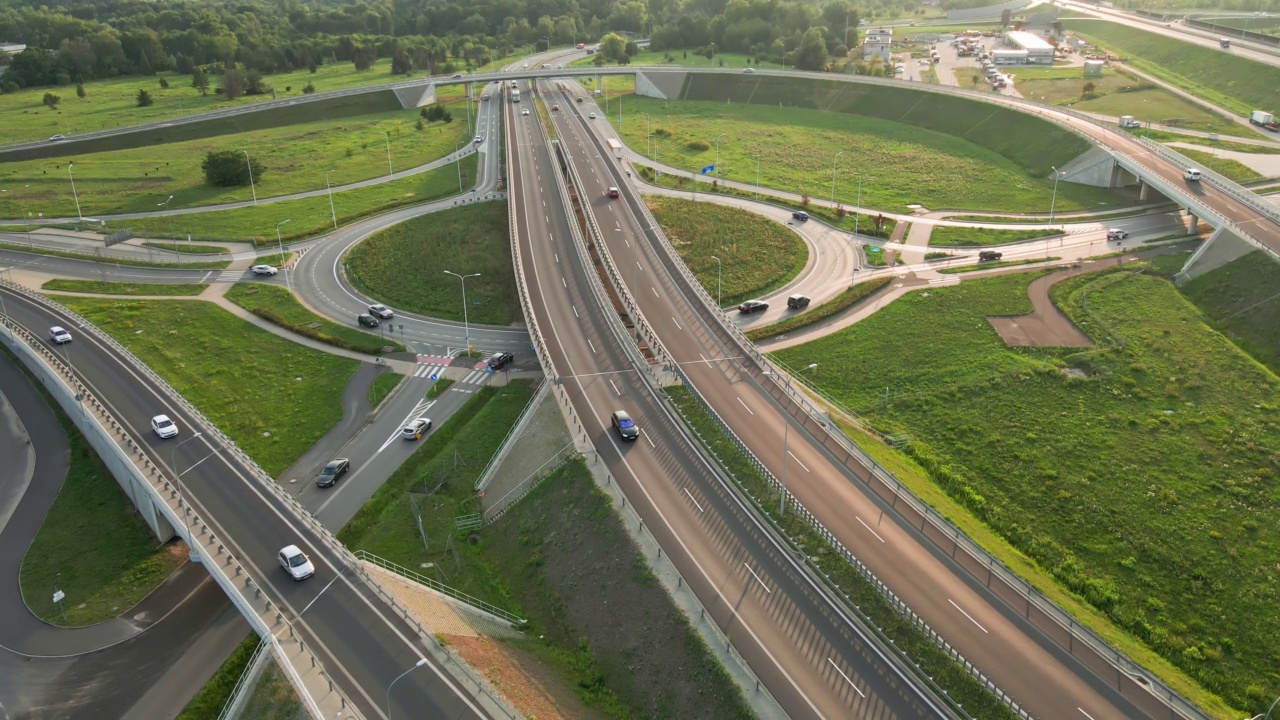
0, 27, 1277, 720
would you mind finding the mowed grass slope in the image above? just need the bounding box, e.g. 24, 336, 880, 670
343, 202, 518, 326
1179, 250, 1280, 373
0, 104, 469, 219
624, 78, 1121, 212
776, 268, 1280, 713
647, 196, 806, 306
1065, 19, 1280, 117
60, 298, 358, 476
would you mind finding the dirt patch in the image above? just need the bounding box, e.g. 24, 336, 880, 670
447, 635, 603, 720
986, 260, 1124, 347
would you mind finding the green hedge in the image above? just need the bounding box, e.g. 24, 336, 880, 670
748, 277, 892, 341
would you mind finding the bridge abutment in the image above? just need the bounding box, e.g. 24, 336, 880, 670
392, 82, 437, 109
1175, 225, 1253, 283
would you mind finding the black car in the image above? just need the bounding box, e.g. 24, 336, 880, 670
487, 352, 514, 370
738, 300, 769, 314
978, 251, 1003, 262
357, 313, 379, 328
792, 211, 810, 222
316, 458, 350, 488
611, 410, 639, 441
786, 294, 811, 310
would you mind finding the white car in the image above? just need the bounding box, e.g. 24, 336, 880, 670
151, 414, 178, 439
251, 265, 278, 276
49, 326, 72, 344
402, 417, 433, 440
1106, 228, 1130, 241
48, 134, 66, 142
278, 545, 315, 581
588, 112, 597, 119
368, 303, 394, 319
522, 109, 530, 116
474, 135, 482, 144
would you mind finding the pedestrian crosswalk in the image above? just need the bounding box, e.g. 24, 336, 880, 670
410, 354, 493, 389
458, 368, 491, 385
412, 362, 449, 379
210, 269, 243, 283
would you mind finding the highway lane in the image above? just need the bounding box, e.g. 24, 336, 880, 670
508, 80, 949, 719
0, 287, 492, 720
545, 84, 1155, 719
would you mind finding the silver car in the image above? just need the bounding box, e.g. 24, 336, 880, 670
49, 326, 73, 344
251, 264, 278, 276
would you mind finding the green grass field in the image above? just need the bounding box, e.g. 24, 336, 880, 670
1065, 19, 1280, 118
647, 196, 806, 306
342, 202, 518, 326
1178, 250, 1280, 373
119, 155, 476, 243
141, 241, 233, 254
41, 279, 208, 295
1174, 146, 1267, 183
367, 371, 404, 407
0, 104, 469, 219
618, 90, 1122, 212
774, 266, 1280, 714
937, 256, 1059, 273
339, 381, 754, 719
225, 283, 405, 354
60, 298, 358, 476
175, 633, 259, 720
13, 352, 186, 626
0, 56, 502, 144
929, 225, 1058, 247
1136, 129, 1280, 154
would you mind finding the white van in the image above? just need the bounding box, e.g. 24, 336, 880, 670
1183, 168, 1202, 182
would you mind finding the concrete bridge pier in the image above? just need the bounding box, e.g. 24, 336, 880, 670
392, 82, 437, 109
595, 74, 603, 93
1175, 225, 1254, 284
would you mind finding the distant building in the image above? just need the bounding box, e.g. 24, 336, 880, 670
863, 28, 893, 63
1003, 30, 1055, 64
1082, 59, 1105, 76
992, 48, 1029, 64
0, 43, 25, 78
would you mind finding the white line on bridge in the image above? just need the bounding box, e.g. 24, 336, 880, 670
736, 397, 754, 415
743, 563, 771, 594
825, 658, 866, 698
683, 488, 704, 512
787, 450, 809, 473
672, 316, 682, 330
608, 378, 622, 396
587, 338, 596, 353
651, 286, 659, 298
856, 516, 885, 543
641, 428, 655, 448
949, 599, 989, 634
572, 305, 579, 318
1078, 709, 1097, 720
561, 276, 567, 288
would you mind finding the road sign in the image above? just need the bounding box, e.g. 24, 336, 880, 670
473, 300, 481, 305
700, 164, 716, 175
429, 373, 438, 381
53, 590, 65, 604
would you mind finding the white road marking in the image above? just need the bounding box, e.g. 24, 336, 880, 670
587, 338, 596, 353
787, 450, 809, 473
650, 286, 659, 298
608, 378, 622, 396
671, 316, 682, 330
743, 563, 771, 594
856, 516, 885, 543
572, 305, 579, 318
561, 276, 567, 288
948, 598, 989, 634
555, 253, 559, 263
683, 488, 704, 512
736, 397, 754, 415
826, 658, 866, 698
641, 428, 655, 448
1078, 709, 1097, 720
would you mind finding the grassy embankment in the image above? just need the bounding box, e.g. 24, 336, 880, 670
0, 103, 469, 220
747, 277, 892, 341
367, 371, 404, 407
343, 202, 518, 326
773, 264, 1280, 716
1065, 19, 1280, 119
61, 298, 358, 476
41, 279, 208, 295
224, 283, 405, 354
120, 154, 477, 244
9, 348, 185, 626
0, 240, 230, 269
174, 634, 260, 720
618, 76, 1125, 213
338, 382, 752, 718
647, 195, 806, 307
928, 225, 1058, 247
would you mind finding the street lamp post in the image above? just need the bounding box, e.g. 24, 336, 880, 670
275, 219, 292, 294
830, 151, 844, 205
640, 112, 651, 159
714, 133, 726, 183
381, 131, 393, 177
67, 162, 83, 220
443, 270, 480, 353
710, 255, 722, 307
753, 152, 761, 198
1049, 166, 1061, 225
241, 150, 257, 205
454, 141, 465, 191
158, 195, 176, 244
853, 174, 863, 239
386, 658, 429, 719
324, 172, 337, 230
172, 432, 205, 562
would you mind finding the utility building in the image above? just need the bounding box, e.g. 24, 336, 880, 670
863, 28, 893, 63
1003, 31, 1055, 64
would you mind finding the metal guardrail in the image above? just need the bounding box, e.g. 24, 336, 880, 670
352, 550, 526, 626
218, 637, 273, 720
474, 376, 546, 491
482, 442, 576, 524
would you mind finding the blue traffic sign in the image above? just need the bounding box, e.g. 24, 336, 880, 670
701, 164, 716, 174
429, 373, 438, 381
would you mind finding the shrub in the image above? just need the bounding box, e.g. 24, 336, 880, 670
685, 140, 709, 151
136, 89, 154, 107
202, 150, 263, 187
42, 92, 60, 109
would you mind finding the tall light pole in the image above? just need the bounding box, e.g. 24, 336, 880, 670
241, 150, 257, 205
830, 151, 844, 204
172, 431, 205, 562
381, 131, 393, 177
386, 658, 428, 719
640, 112, 651, 159
158, 195, 176, 243
853, 174, 863, 239
714, 133, 726, 183
761, 371, 792, 518
443, 270, 480, 353
710, 255, 722, 307
67, 162, 82, 220
1048, 166, 1060, 225
454, 140, 464, 191
753, 152, 761, 198
275, 219, 292, 294
324, 172, 337, 230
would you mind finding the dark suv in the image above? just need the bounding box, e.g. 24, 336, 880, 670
357, 313, 379, 328
316, 458, 350, 488
978, 251, 1003, 262
786, 295, 810, 310
611, 410, 639, 441
487, 352, 514, 370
